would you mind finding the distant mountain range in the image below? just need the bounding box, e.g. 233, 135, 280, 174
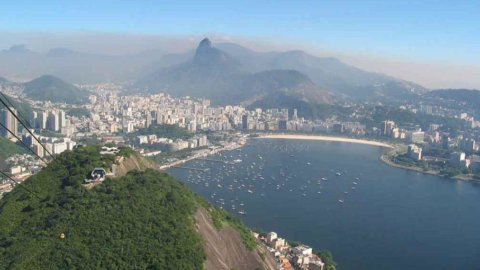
135, 38, 331, 105
22, 75, 89, 104
215, 43, 426, 99
135, 38, 428, 104
1, 39, 431, 105
0, 45, 166, 83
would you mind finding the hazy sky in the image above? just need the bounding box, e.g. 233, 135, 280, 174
1, 0, 479, 88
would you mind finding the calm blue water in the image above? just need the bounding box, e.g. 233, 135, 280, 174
168, 138, 480, 270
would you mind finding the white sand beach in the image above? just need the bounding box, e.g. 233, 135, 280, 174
256, 134, 393, 148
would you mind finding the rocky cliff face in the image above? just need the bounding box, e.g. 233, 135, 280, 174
112, 153, 156, 177
196, 208, 277, 270
112, 153, 276, 270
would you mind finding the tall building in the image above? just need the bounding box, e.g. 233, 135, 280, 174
278, 119, 287, 130
470, 155, 480, 172
58, 110, 66, 129
382, 120, 396, 137
0, 107, 18, 139
449, 152, 466, 167
145, 111, 152, 128
29, 111, 37, 128
441, 135, 449, 149
459, 138, 476, 152
333, 123, 344, 133
37, 111, 48, 130
242, 114, 249, 130
156, 110, 164, 125
47, 111, 60, 131
407, 144, 423, 161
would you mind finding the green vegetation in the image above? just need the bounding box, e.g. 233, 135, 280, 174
315, 250, 337, 270
0, 137, 27, 160
149, 147, 207, 164
369, 106, 464, 134
118, 146, 135, 158
133, 124, 193, 140
23, 75, 89, 104
392, 153, 473, 177
67, 107, 90, 117
0, 146, 205, 269
76, 134, 103, 145
248, 90, 350, 120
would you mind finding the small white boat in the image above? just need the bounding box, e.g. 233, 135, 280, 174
338, 199, 344, 203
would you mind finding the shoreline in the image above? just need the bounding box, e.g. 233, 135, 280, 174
255, 133, 393, 148
159, 138, 247, 170
380, 147, 479, 181
379, 151, 441, 176
256, 133, 479, 181
159, 133, 478, 182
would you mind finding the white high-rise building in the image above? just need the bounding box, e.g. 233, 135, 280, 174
37, 111, 48, 129
29, 111, 37, 128
145, 111, 152, 128
58, 110, 66, 129
47, 111, 60, 131
0, 107, 18, 139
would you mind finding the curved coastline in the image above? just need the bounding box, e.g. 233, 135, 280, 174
253, 133, 474, 181
254, 133, 476, 180
255, 133, 394, 148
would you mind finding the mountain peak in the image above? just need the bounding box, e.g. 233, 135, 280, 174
193, 38, 236, 67
198, 38, 212, 48
3, 44, 32, 53
23, 75, 89, 104
195, 38, 213, 57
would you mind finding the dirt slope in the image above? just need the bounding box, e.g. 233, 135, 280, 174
112, 153, 156, 177
195, 208, 277, 270
111, 153, 278, 269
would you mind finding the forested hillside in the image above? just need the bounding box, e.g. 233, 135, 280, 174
0, 146, 205, 269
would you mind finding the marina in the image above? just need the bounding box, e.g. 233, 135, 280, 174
169, 138, 480, 270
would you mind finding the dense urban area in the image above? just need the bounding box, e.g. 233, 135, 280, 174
1, 78, 479, 269
2, 80, 479, 189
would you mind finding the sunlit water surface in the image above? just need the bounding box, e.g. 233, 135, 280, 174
168, 138, 480, 270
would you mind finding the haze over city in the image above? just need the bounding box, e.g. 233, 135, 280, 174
1, 0, 479, 88
1, 1, 480, 270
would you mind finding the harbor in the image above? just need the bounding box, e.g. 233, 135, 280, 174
168, 138, 480, 270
